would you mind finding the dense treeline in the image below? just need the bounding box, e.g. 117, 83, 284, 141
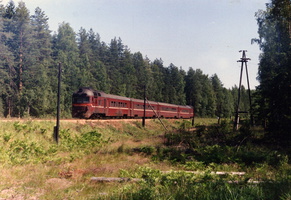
0, 1, 251, 118
253, 0, 291, 144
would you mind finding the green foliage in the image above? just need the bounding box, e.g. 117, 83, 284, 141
178, 119, 192, 130
13, 122, 28, 132
0, 121, 106, 165
253, 0, 291, 145
3, 133, 11, 142
113, 166, 291, 200
134, 146, 156, 155
77, 130, 102, 148
159, 120, 291, 170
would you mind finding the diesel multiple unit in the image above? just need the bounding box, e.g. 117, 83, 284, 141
72, 87, 194, 119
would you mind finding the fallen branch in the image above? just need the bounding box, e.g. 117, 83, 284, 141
161, 171, 246, 176
90, 177, 141, 183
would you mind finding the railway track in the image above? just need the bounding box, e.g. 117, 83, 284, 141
0, 118, 169, 123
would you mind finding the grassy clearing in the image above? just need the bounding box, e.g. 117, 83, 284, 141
0, 118, 289, 199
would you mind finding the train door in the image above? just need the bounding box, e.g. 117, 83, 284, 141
177, 107, 181, 118
104, 99, 108, 116
130, 100, 133, 117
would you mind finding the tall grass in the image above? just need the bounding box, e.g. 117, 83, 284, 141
0, 120, 107, 165
105, 166, 291, 200
0, 119, 289, 199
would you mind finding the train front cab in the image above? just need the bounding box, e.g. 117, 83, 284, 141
72, 88, 95, 118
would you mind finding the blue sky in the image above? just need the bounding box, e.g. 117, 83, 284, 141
3, 0, 268, 89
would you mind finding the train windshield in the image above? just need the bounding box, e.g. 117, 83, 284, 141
73, 97, 90, 103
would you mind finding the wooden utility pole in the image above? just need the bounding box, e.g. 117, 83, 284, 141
142, 85, 146, 127
192, 106, 195, 126
234, 50, 253, 130
54, 62, 62, 144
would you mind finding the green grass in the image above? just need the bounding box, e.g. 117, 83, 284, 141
0, 118, 289, 199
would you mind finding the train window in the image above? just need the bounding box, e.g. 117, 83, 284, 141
73, 97, 90, 103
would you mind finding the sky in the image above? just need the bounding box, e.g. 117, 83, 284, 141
2, 0, 269, 89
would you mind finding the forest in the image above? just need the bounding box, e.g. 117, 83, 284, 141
0, 1, 251, 119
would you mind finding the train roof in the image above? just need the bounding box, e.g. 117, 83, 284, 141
73, 87, 94, 96
98, 91, 131, 101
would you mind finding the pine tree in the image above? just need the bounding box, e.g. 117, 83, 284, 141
54, 22, 80, 116
3, 1, 34, 117
164, 64, 186, 105
108, 37, 123, 95
88, 28, 101, 63
222, 88, 234, 118
133, 52, 148, 98
211, 74, 224, 118
87, 29, 109, 92
185, 68, 200, 116
14, 2, 32, 95
77, 27, 96, 88
0, 2, 15, 117
148, 59, 165, 101
119, 48, 137, 97
23, 7, 54, 116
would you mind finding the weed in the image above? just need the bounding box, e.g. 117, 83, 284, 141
40, 128, 47, 134
178, 120, 192, 130
78, 130, 102, 148
13, 122, 28, 132
133, 146, 156, 155
183, 161, 205, 171
3, 133, 11, 142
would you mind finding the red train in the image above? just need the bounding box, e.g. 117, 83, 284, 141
72, 87, 194, 119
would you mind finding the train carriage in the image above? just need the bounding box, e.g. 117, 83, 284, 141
72, 87, 194, 119
130, 98, 159, 118
101, 93, 131, 118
